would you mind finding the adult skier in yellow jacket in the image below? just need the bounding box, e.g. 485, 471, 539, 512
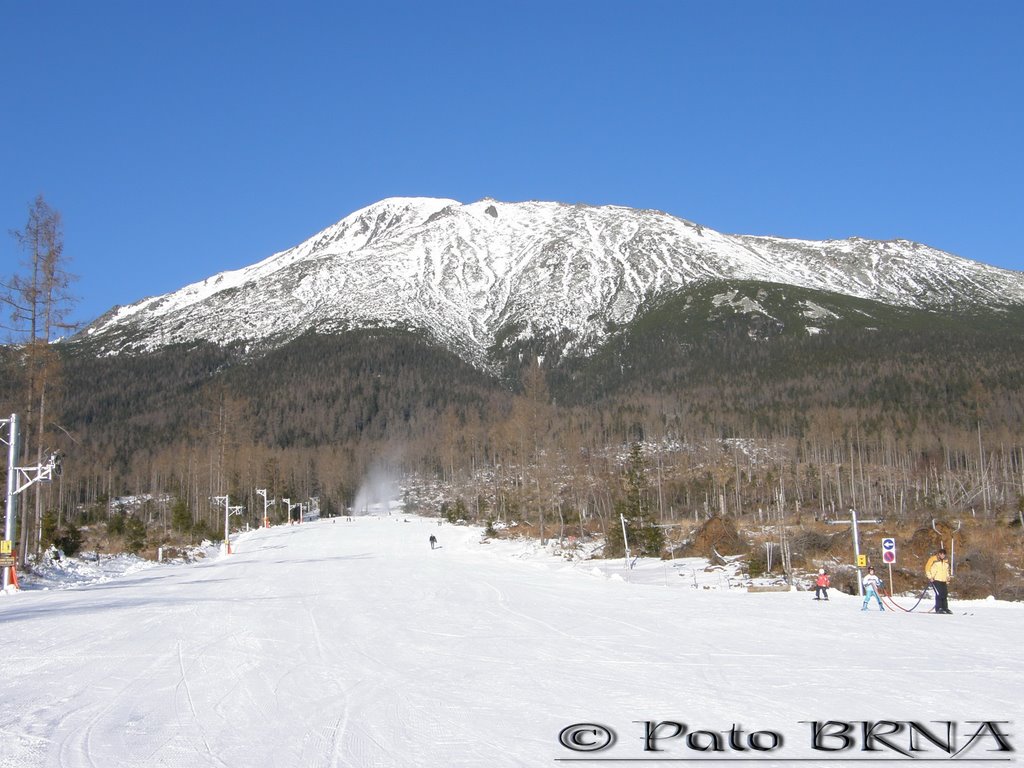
926, 549, 952, 614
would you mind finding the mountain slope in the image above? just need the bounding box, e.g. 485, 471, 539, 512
80, 197, 1024, 365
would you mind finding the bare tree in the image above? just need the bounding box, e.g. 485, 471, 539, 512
3, 195, 77, 562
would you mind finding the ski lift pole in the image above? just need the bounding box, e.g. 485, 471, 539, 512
213, 496, 231, 554
931, 518, 962, 576
828, 508, 880, 597
256, 488, 271, 528
2, 417, 61, 589
851, 509, 862, 596
950, 520, 961, 576
227, 506, 244, 552
2, 414, 20, 590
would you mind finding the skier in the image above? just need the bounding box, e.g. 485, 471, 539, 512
813, 568, 830, 600
927, 549, 952, 614
429, 534, 438, 550
861, 567, 885, 611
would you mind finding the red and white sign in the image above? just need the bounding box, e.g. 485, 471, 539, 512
881, 537, 896, 564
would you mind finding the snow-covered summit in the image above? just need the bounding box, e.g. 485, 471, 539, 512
81, 197, 1024, 362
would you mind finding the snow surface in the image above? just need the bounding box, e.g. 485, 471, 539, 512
0, 516, 1020, 767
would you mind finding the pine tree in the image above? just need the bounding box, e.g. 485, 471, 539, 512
605, 443, 664, 558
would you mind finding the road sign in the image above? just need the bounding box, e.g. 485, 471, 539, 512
0, 556, 14, 568
882, 537, 897, 564
0, 540, 11, 555
857, 554, 867, 567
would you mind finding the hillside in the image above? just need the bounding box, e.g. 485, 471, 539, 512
50, 282, 1024, 467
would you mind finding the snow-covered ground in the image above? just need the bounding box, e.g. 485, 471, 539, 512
11, 545, 216, 594
0, 516, 1020, 767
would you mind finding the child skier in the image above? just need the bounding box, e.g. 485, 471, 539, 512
814, 568, 830, 600
861, 567, 885, 611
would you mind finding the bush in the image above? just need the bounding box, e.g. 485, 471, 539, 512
106, 511, 126, 537
41, 511, 84, 557
193, 519, 215, 543
829, 566, 861, 596
688, 516, 745, 558
746, 549, 768, 578
954, 549, 1007, 600
54, 522, 84, 557
790, 529, 844, 558
123, 516, 147, 554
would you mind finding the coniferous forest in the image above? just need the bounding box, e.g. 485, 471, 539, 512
2, 280, 1024, 598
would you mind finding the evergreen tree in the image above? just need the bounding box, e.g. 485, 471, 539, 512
605, 443, 664, 558
123, 516, 147, 554
171, 498, 192, 533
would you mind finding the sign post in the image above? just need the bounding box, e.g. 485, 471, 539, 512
882, 537, 897, 595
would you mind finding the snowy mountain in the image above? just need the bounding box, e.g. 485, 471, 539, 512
80, 197, 1024, 365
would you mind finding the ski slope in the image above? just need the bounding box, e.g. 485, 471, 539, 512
1, 516, 1020, 767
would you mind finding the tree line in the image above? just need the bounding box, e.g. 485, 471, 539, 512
2, 200, 1023, 572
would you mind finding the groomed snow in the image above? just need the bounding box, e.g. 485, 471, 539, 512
0, 516, 1020, 767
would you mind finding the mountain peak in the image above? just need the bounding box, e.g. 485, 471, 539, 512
79, 198, 1024, 363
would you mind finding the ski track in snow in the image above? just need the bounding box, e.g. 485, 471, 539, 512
0, 516, 1021, 767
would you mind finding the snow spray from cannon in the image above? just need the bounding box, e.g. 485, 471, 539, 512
351, 464, 402, 516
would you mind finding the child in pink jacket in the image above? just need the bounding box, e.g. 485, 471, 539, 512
814, 568, 830, 600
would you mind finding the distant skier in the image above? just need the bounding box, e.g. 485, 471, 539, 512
429, 534, 438, 550
813, 568, 830, 600
926, 549, 952, 614
861, 567, 885, 611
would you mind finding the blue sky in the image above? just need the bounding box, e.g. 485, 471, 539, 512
2, 1, 1022, 327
